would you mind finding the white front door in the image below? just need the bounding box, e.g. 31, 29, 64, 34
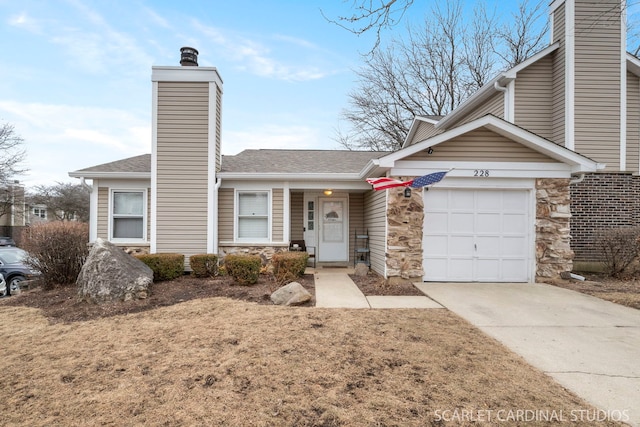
423, 189, 531, 282
318, 197, 349, 262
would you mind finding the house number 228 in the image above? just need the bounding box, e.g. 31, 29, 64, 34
474, 169, 490, 177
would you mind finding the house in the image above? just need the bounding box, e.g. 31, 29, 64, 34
0, 181, 27, 244
70, 0, 635, 283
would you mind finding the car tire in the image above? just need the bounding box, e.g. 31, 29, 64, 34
8, 276, 25, 295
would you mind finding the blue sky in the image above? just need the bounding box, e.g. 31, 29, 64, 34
1, 0, 637, 189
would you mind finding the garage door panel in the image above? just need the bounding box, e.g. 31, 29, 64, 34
476, 259, 500, 281
424, 212, 448, 233
476, 212, 502, 233
423, 188, 531, 282
502, 259, 528, 281
503, 191, 528, 210
503, 214, 527, 233
449, 259, 474, 280
424, 235, 448, 256
476, 236, 501, 256
503, 236, 527, 255
424, 258, 448, 280
451, 212, 474, 232
450, 235, 474, 256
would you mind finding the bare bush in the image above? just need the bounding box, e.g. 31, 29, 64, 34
21, 221, 89, 289
595, 226, 640, 277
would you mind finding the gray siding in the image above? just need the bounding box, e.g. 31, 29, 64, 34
627, 72, 640, 173
349, 193, 365, 266
460, 92, 504, 126
514, 55, 553, 140
97, 187, 108, 239
573, 0, 622, 169
215, 86, 222, 172
409, 121, 444, 145
272, 188, 284, 242
218, 188, 234, 242
363, 190, 386, 277
156, 81, 209, 257
290, 192, 304, 241
406, 128, 559, 162
551, 3, 566, 146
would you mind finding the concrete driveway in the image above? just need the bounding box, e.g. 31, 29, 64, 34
415, 282, 640, 427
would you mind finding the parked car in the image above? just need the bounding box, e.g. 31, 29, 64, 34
0, 237, 16, 247
0, 247, 40, 296
0, 273, 6, 297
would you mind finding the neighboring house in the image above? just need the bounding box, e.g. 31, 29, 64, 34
0, 181, 27, 243
70, 0, 635, 283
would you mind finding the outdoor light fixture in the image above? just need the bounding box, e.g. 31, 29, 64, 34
427, 147, 434, 154
323, 189, 333, 196
404, 187, 412, 198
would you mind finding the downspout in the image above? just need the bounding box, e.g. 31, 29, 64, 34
570, 173, 585, 184
494, 81, 509, 122
212, 178, 222, 255
80, 177, 92, 192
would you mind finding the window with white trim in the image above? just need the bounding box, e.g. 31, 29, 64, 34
111, 190, 145, 240
237, 191, 269, 241
32, 207, 47, 219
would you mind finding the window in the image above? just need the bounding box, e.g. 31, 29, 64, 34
237, 191, 269, 241
32, 207, 47, 219
112, 191, 145, 240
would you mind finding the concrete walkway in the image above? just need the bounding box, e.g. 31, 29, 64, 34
313, 268, 441, 309
416, 282, 640, 427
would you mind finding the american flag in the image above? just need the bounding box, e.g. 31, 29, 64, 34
366, 177, 413, 191
409, 171, 450, 188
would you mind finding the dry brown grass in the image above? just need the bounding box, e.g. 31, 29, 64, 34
0, 296, 622, 426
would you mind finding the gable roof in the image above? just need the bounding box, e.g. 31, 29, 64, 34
68, 154, 151, 179
220, 149, 388, 178
378, 114, 603, 174
434, 43, 560, 131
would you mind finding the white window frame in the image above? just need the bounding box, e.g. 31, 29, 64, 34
32, 206, 47, 219
109, 189, 147, 243
235, 190, 271, 243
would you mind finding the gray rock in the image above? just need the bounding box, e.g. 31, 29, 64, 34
270, 282, 311, 306
77, 238, 154, 304
354, 263, 369, 277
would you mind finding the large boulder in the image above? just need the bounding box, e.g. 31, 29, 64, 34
77, 238, 154, 304
270, 282, 311, 306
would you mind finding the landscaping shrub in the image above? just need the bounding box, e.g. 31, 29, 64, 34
190, 254, 219, 278
21, 221, 89, 290
595, 226, 640, 277
271, 251, 308, 287
136, 253, 184, 281
224, 254, 261, 285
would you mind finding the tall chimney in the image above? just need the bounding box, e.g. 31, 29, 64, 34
180, 47, 199, 66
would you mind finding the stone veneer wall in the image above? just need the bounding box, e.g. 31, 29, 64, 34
385, 185, 425, 280
536, 178, 573, 278
218, 245, 288, 266
570, 173, 640, 262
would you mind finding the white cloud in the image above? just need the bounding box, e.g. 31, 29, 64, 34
8, 12, 42, 33
0, 101, 150, 187
192, 20, 328, 82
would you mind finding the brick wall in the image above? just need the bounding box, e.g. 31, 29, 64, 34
570, 173, 640, 261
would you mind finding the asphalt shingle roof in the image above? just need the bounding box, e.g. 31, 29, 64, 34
72, 154, 151, 174
220, 149, 389, 174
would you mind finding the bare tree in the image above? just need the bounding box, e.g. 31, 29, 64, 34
336, 0, 549, 151
0, 123, 28, 220
29, 182, 90, 222
0, 122, 27, 185
496, 0, 549, 67
321, 0, 414, 52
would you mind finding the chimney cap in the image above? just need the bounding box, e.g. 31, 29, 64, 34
180, 46, 199, 66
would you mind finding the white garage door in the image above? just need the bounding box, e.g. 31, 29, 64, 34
423, 189, 531, 282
